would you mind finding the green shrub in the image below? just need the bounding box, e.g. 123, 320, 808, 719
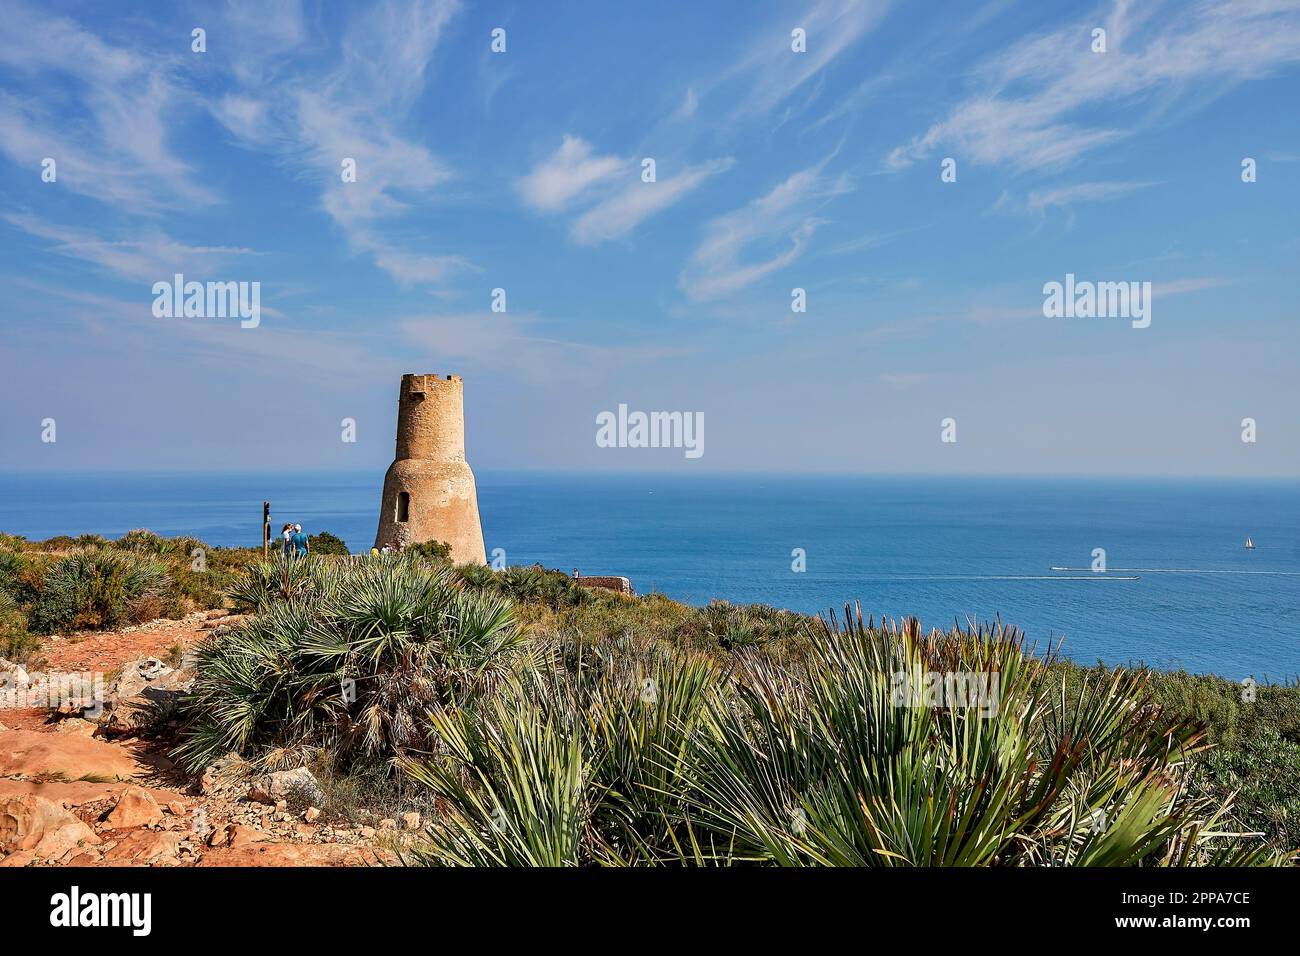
1193, 726, 1300, 850
169, 543, 261, 612
399, 632, 721, 867
0, 590, 41, 665
455, 564, 594, 612
2, 531, 258, 624
399, 610, 1281, 868
0, 546, 48, 609
176, 555, 527, 772
0, 548, 23, 595
113, 528, 177, 555
225, 554, 336, 614
29, 534, 108, 552
406, 539, 453, 563
308, 531, 351, 556
30, 549, 168, 633
697, 600, 806, 651
534, 591, 697, 650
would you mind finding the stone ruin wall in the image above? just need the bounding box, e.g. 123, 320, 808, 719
573, 574, 634, 596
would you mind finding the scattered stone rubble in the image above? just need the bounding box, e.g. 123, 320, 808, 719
0, 613, 414, 867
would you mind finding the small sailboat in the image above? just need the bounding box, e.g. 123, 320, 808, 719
1245, 537, 1256, 550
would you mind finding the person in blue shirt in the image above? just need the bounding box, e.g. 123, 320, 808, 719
291, 524, 310, 559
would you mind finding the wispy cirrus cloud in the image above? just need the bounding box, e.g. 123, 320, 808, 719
572, 157, 734, 246
1153, 276, 1230, 297
2, 212, 257, 284
887, 0, 1300, 172
4, 281, 347, 377
678, 161, 852, 301
211, 95, 272, 142
222, 0, 309, 85
0, 2, 214, 211
367, 248, 476, 287
1023, 180, 1158, 212
704, 0, 893, 120
211, 0, 470, 288
674, 88, 699, 121
868, 275, 1233, 340
518, 136, 732, 244
0, 0, 470, 296
993, 179, 1160, 218
515, 1, 883, 250
518, 135, 624, 212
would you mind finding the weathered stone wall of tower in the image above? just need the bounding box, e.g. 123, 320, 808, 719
374, 374, 487, 564
395, 373, 465, 462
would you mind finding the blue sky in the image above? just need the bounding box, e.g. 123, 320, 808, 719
1, 0, 1298, 476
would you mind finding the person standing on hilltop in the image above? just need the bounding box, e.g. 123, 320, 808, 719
281, 523, 294, 558
291, 524, 310, 559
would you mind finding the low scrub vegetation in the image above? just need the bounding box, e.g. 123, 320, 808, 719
397, 615, 1280, 867
1, 529, 1294, 864
172, 554, 1293, 866
0, 590, 42, 664
307, 531, 351, 556
30, 549, 169, 633
176, 555, 529, 772
0, 529, 323, 650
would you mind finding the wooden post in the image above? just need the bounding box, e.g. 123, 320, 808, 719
263, 501, 270, 558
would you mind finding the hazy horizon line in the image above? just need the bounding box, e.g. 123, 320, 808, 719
3, 467, 1297, 483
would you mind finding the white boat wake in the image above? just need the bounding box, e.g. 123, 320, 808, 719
1050, 567, 1300, 575
859, 574, 1140, 581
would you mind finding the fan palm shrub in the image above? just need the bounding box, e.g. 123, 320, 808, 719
497, 566, 547, 602
456, 564, 595, 610
176, 555, 526, 772
453, 562, 498, 591
225, 553, 338, 614
1, 546, 27, 596
698, 600, 806, 651
113, 528, 177, 555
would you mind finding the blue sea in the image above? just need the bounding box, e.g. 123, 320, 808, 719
1, 471, 1296, 681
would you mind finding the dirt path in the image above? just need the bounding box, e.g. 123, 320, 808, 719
40, 619, 200, 673
0, 615, 391, 868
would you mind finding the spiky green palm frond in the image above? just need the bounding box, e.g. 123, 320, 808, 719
178, 555, 525, 770
399, 604, 1281, 867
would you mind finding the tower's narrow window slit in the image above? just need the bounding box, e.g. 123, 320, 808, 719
397, 492, 410, 523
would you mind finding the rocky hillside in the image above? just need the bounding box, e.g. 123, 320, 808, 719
1, 613, 402, 867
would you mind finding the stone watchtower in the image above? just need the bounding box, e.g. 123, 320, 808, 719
374, 374, 487, 564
